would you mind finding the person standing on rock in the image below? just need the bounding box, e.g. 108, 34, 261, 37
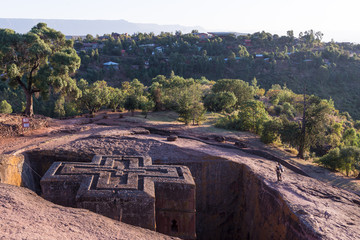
276, 162, 283, 181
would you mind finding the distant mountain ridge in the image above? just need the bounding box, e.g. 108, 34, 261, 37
0, 18, 206, 35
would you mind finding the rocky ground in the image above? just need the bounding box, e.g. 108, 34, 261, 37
1, 111, 360, 239
0, 183, 178, 240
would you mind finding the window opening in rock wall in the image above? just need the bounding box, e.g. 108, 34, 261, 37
171, 219, 178, 232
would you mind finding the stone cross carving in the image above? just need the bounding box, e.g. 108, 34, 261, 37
41, 155, 196, 240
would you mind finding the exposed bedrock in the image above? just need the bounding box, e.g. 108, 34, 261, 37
154, 158, 319, 240
0, 154, 24, 186
23, 149, 94, 193
13, 140, 320, 240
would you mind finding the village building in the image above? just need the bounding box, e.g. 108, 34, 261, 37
193, 32, 213, 39
103, 61, 119, 70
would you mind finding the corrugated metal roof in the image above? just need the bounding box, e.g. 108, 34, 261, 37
103, 61, 119, 66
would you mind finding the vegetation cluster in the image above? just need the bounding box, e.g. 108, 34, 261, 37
72, 29, 360, 119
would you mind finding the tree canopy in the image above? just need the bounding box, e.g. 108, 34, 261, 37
0, 23, 81, 116
212, 79, 254, 107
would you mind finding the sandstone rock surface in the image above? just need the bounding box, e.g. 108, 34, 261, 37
0, 183, 178, 240
0, 154, 24, 186
1, 113, 360, 240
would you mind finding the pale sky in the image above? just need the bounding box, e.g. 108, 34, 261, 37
1, 0, 360, 42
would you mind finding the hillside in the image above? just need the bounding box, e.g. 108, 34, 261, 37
2, 25, 360, 119
70, 31, 360, 119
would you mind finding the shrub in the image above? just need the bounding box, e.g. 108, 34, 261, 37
204, 91, 237, 113
0, 100, 13, 114
65, 101, 82, 117
215, 112, 240, 130
285, 147, 298, 155
316, 147, 341, 171
317, 146, 360, 176
282, 102, 296, 119
261, 118, 282, 144
216, 100, 269, 134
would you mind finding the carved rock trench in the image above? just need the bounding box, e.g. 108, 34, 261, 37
11, 146, 320, 240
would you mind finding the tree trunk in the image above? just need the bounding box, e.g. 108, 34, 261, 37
297, 138, 305, 159
297, 89, 307, 159
24, 91, 34, 117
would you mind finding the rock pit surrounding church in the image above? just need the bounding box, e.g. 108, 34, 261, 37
1, 116, 360, 240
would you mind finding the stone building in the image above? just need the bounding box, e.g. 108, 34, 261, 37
40, 155, 196, 239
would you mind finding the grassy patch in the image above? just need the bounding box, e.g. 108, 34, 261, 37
131, 111, 180, 123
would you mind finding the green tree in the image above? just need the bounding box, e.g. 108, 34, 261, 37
287, 30, 294, 43
0, 23, 81, 116
204, 91, 237, 113
192, 102, 207, 125
64, 101, 81, 117
124, 95, 139, 116
108, 87, 125, 112
212, 79, 254, 107
178, 96, 206, 125
318, 146, 360, 176
177, 84, 206, 125
261, 118, 282, 144
251, 78, 259, 95
324, 122, 343, 148
238, 45, 250, 58
0, 100, 12, 113
297, 96, 334, 159
339, 146, 360, 176
149, 82, 163, 111
129, 79, 145, 96
78, 80, 109, 115
279, 118, 302, 149
282, 102, 296, 119
237, 100, 269, 134
342, 128, 359, 147
149, 74, 202, 112
85, 34, 94, 42
215, 100, 269, 134
138, 95, 155, 118
54, 96, 65, 117
123, 79, 146, 116
317, 147, 341, 171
